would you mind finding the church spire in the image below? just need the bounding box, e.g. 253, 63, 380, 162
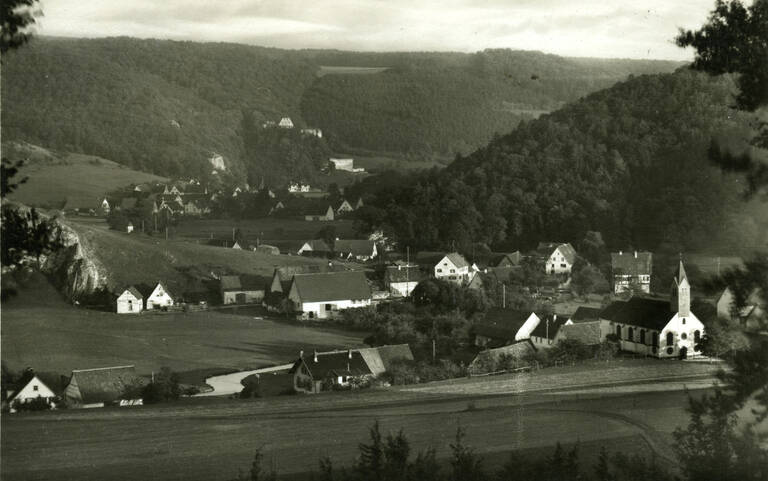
676, 260, 690, 317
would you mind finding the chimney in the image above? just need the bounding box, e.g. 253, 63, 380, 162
299, 350, 304, 359
634, 251, 638, 258
313, 350, 318, 363
348, 349, 352, 359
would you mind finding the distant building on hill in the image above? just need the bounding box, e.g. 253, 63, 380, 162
220, 275, 265, 305
278, 117, 294, 129
300, 128, 322, 138
334, 239, 378, 261
611, 250, 652, 294
209, 153, 226, 172
434, 253, 471, 285
116, 286, 144, 314
329, 157, 365, 173
6, 370, 59, 413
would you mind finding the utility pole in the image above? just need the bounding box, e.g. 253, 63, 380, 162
406, 246, 410, 298
165, 226, 168, 241
502, 283, 506, 308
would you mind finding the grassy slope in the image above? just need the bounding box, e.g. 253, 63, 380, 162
173, 218, 358, 242
64, 218, 352, 295
1, 275, 366, 376
4, 142, 167, 208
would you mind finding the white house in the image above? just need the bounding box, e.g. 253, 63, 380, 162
329, 158, 355, 172
611, 251, 653, 294
288, 271, 371, 320
301, 128, 323, 138
537, 242, 577, 275
145, 282, 174, 310
334, 239, 378, 261
7, 373, 58, 413
434, 253, 471, 285
116, 287, 144, 314
336, 199, 355, 215
385, 265, 422, 297
100, 198, 110, 213
279, 117, 295, 128
599, 261, 705, 359
298, 239, 332, 256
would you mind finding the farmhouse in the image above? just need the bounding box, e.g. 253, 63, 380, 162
474, 309, 541, 348
116, 286, 144, 314
288, 270, 371, 319
63, 366, 143, 408
336, 199, 355, 215
145, 282, 175, 310
304, 205, 335, 221
334, 239, 378, 261
6, 371, 58, 413
611, 251, 653, 294
384, 265, 422, 297
535, 242, 577, 275
599, 262, 705, 358
278, 117, 294, 128
100, 197, 110, 214
434, 252, 471, 285
491, 252, 522, 268
291, 350, 373, 393
220, 275, 265, 305
298, 239, 332, 256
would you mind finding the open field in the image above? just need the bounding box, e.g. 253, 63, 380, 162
4, 141, 166, 208
317, 65, 391, 77
1, 280, 366, 378
172, 218, 358, 243
0, 377, 718, 481
63, 218, 346, 295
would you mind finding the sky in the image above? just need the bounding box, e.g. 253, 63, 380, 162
38, 0, 718, 60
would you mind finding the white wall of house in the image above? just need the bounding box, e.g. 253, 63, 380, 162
9, 376, 57, 413
296, 299, 371, 320
614, 275, 651, 294
546, 247, 572, 274
222, 290, 264, 305
146, 284, 174, 310
434, 256, 469, 284
389, 281, 418, 297
515, 313, 542, 340
116, 292, 143, 314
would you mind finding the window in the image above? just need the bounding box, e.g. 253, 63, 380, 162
694, 330, 701, 344
437, 269, 442, 273
33, 385, 38, 391
560, 264, 566, 268
666, 332, 674, 346
682, 318, 686, 325
325, 304, 333, 310
652, 332, 659, 347
627, 327, 634, 341
450, 269, 455, 273
616, 325, 622, 338
640, 330, 646, 344
681, 332, 688, 340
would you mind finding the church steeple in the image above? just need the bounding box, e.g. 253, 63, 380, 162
675, 260, 690, 317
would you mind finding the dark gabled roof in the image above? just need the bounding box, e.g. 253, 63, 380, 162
475, 309, 536, 340
569, 306, 602, 323
559, 322, 603, 345
221, 275, 265, 291
530, 315, 569, 340
303, 204, 333, 216
119, 286, 144, 300
334, 239, 375, 256
302, 239, 331, 252
599, 297, 674, 330
536, 242, 577, 264
490, 252, 522, 267
290, 270, 371, 302
488, 266, 522, 283
611, 251, 653, 276
294, 351, 372, 379
385, 265, 423, 283
65, 366, 142, 404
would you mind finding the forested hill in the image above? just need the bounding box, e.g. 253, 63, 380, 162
347, 70, 768, 254
1, 37, 681, 180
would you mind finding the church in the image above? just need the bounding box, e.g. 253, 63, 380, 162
596, 261, 705, 358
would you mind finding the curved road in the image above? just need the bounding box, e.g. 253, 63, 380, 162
197, 364, 294, 397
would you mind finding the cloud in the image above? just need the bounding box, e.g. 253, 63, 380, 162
39, 0, 715, 60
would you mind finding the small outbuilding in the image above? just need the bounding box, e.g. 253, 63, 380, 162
116, 286, 144, 314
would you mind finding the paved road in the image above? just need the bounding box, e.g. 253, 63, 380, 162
197, 364, 294, 397
2, 375, 717, 481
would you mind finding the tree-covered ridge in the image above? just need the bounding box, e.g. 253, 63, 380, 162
348, 70, 764, 254
1, 37, 681, 179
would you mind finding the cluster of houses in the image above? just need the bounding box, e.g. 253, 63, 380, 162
262, 116, 323, 138
471, 261, 705, 362
269, 196, 364, 221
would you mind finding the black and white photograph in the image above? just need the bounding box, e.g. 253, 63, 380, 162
1, 1, 766, 480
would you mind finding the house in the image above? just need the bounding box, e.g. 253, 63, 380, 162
536, 242, 577, 275
254, 244, 280, 255
63, 366, 144, 408
336, 199, 355, 215
220, 275, 265, 304
304, 205, 335, 221
126, 222, 135, 233
278, 117, 294, 128
469, 340, 536, 374
100, 198, 110, 214
334, 239, 378, 261
291, 350, 373, 392
716, 287, 765, 331
599, 261, 705, 358
329, 158, 355, 172
116, 286, 144, 314
434, 253, 471, 284
145, 282, 174, 310
269, 200, 285, 215
301, 128, 323, 138
491, 252, 522, 268
288, 270, 372, 320
6, 370, 58, 413
529, 314, 569, 349
298, 239, 332, 256
612, 251, 653, 294
355, 197, 364, 209
384, 265, 423, 297
474, 309, 541, 348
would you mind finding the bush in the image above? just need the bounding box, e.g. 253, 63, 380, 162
382, 359, 467, 385
141, 367, 181, 404
12, 396, 54, 412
